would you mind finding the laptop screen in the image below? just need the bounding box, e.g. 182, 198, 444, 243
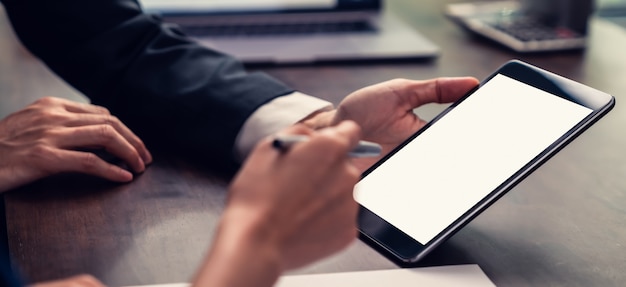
139, 0, 380, 14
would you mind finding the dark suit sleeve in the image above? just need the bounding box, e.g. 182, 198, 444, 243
0, 251, 22, 287
1, 0, 294, 171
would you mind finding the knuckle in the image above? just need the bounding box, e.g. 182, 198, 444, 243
34, 96, 58, 106
28, 143, 52, 162
106, 114, 120, 126
94, 105, 111, 115
387, 78, 412, 89
135, 140, 148, 153
80, 153, 100, 171
40, 125, 60, 136
104, 115, 125, 132
96, 125, 116, 143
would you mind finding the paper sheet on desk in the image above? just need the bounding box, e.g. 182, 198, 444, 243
124, 264, 495, 287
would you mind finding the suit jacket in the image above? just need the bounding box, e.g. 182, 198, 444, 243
0, 260, 21, 287
1, 0, 294, 172
1, 215, 20, 287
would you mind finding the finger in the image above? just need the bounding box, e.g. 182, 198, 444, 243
409, 77, 479, 107
268, 121, 361, 177
32, 96, 110, 115
312, 120, 362, 159
322, 120, 362, 149
65, 113, 152, 164
60, 98, 112, 115
53, 125, 146, 173
256, 124, 316, 156
52, 149, 134, 182
278, 123, 316, 137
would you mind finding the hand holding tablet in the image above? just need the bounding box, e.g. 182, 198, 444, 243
356, 60, 615, 263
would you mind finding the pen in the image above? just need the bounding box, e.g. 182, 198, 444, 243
272, 135, 382, 158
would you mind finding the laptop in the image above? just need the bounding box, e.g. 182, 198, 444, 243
139, 0, 439, 64
445, 0, 594, 52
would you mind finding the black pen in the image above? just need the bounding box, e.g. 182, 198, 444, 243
272, 135, 382, 158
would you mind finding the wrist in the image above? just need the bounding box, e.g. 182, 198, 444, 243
192, 208, 282, 287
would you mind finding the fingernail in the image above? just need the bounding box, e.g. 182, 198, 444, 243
119, 169, 134, 182
144, 151, 153, 165
133, 158, 145, 174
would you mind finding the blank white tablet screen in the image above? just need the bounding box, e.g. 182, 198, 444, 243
354, 74, 593, 244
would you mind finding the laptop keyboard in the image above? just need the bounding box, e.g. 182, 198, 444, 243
489, 18, 582, 42
179, 20, 376, 37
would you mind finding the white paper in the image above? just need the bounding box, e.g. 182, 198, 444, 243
124, 264, 495, 287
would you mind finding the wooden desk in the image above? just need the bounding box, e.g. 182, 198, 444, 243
2, 1, 626, 286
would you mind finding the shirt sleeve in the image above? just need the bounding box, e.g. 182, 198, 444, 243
1, 0, 296, 171
235, 92, 333, 162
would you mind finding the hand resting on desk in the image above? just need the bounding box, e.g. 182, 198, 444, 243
0, 97, 152, 193
2, 119, 361, 287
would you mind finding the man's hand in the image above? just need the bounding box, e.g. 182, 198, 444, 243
0, 97, 152, 193
302, 77, 479, 171
192, 121, 362, 287
30, 274, 105, 287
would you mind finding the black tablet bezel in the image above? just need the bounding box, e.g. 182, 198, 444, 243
357, 59, 616, 263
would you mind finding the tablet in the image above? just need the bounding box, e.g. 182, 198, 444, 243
355, 60, 615, 263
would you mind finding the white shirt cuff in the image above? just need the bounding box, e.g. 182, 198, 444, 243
235, 92, 333, 162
